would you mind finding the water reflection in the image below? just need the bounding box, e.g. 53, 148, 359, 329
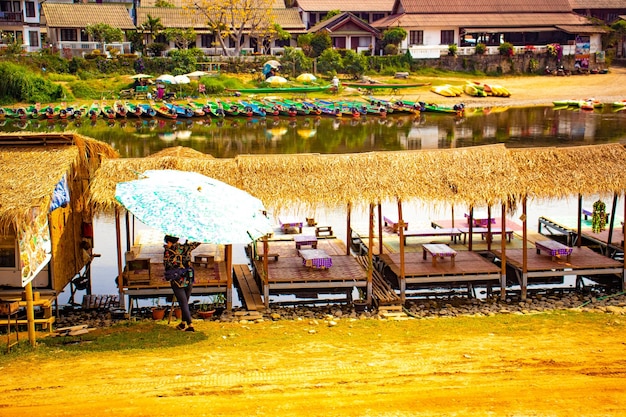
1, 106, 625, 157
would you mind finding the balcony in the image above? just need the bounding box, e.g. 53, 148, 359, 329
0, 11, 23, 23
55, 41, 132, 56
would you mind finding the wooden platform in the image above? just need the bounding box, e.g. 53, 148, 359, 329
252, 238, 368, 306
233, 264, 264, 311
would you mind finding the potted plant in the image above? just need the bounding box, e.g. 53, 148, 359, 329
592, 200, 607, 233
151, 298, 165, 320
196, 294, 225, 318
353, 288, 368, 313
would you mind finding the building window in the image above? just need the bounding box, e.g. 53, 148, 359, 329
410, 30, 423, 45
28, 30, 38, 47
0, 236, 17, 269
441, 30, 454, 45
60, 29, 77, 42
200, 34, 215, 48
25, 1, 35, 17
372, 13, 385, 22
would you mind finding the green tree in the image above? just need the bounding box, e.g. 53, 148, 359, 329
85, 23, 124, 54
187, 0, 277, 56
297, 33, 314, 57
280, 47, 312, 76
141, 14, 165, 47
342, 50, 367, 79
310, 32, 332, 57
322, 10, 341, 22
382, 27, 407, 54
164, 28, 196, 49
155, 0, 175, 7
317, 48, 343, 75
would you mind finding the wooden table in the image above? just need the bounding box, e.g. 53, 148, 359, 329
383, 216, 408, 233
401, 228, 461, 245
464, 213, 496, 227
535, 240, 573, 261
458, 227, 514, 244
279, 217, 303, 233
299, 249, 333, 269
193, 253, 214, 268
422, 243, 457, 266
294, 235, 318, 250
0, 300, 19, 352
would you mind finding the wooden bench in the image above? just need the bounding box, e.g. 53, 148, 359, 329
535, 240, 573, 262
383, 216, 408, 233
193, 254, 214, 268
279, 217, 303, 233
582, 208, 609, 222
422, 243, 457, 267
464, 212, 496, 227
315, 226, 333, 237
400, 228, 461, 245
258, 253, 279, 261
294, 235, 318, 250
458, 227, 514, 244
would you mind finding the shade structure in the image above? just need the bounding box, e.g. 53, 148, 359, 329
174, 74, 191, 85
185, 71, 209, 79
114, 169, 272, 244
156, 74, 176, 84
296, 73, 317, 83
129, 73, 153, 79
266, 76, 288, 86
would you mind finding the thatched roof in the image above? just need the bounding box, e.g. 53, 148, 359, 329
89, 143, 626, 216
508, 143, 626, 200
0, 132, 118, 233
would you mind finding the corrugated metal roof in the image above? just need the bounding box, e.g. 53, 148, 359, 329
556, 24, 610, 33
41, 4, 135, 29
372, 12, 593, 28
295, 0, 395, 12
398, 0, 573, 14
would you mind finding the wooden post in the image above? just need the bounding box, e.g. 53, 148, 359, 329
487, 205, 492, 250
367, 204, 374, 304
521, 196, 528, 301
451, 205, 455, 228
377, 203, 383, 256
115, 207, 125, 310
500, 202, 507, 300
577, 194, 583, 247
468, 206, 474, 251
346, 202, 351, 256
263, 237, 269, 307
125, 211, 131, 252
225, 244, 233, 310
397, 199, 405, 302
607, 193, 618, 256
25, 281, 36, 347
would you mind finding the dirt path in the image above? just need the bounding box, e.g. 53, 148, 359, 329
1, 312, 625, 416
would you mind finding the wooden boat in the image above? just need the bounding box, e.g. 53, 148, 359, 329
138, 103, 157, 118
226, 85, 332, 94
152, 102, 178, 119
86, 103, 101, 119
276, 99, 312, 116
394, 99, 464, 115
163, 102, 194, 118
113, 101, 128, 118
239, 101, 267, 117
250, 100, 280, 116
203, 101, 226, 118
100, 102, 117, 119
342, 82, 430, 90
216, 100, 241, 117
68, 104, 89, 119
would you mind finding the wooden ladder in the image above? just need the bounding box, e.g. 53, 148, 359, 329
233, 264, 264, 311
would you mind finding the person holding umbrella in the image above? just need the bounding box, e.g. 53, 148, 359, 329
163, 235, 201, 331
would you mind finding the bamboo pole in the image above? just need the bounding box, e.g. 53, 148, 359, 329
607, 193, 618, 255
521, 196, 528, 301
263, 237, 269, 307
346, 202, 351, 256
377, 203, 383, 256
225, 244, 233, 310
577, 194, 583, 247
367, 203, 374, 305
487, 205, 492, 251
398, 199, 405, 302
25, 281, 35, 346
500, 202, 507, 300
115, 207, 125, 310
468, 206, 473, 251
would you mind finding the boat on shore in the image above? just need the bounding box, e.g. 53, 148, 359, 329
226, 85, 332, 94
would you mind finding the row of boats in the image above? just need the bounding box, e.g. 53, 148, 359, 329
553, 98, 626, 111
0, 98, 466, 121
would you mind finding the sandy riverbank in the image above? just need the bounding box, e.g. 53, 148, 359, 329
348, 65, 626, 109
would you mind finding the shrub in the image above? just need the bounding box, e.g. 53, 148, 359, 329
147, 42, 168, 57
342, 50, 367, 79
498, 42, 514, 57
317, 48, 343, 75
448, 44, 458, 56
0, 62, 64, 104
384, 44, 398, 55
475, 43, 486, 55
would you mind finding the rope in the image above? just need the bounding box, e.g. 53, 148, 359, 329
577, 291, 626, 308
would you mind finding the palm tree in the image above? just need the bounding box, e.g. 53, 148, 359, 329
141, 14, 164, 48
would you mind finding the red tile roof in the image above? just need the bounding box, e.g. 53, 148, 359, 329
41, 4, 135, 29
397, 0, 573, 14
296, 0, 395, 12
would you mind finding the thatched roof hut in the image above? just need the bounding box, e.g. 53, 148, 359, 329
0, 132, 118, 233
89, 143, 626, 214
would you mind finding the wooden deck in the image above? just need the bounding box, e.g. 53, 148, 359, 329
493, 246, 624, 291
252, 238, 368, 306
379, 251, 503, 298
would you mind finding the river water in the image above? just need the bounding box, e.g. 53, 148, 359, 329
4, 105, 625, 305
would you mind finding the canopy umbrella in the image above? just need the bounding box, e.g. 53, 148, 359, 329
263, 60, 281, 75
185, 71, 209, 79
296, 73, 317, 83
115, 170, 272, 244
174, 74, 191, 85
265, 76, 288, 86
156, 74, 177, 84
129, 73, 153, 79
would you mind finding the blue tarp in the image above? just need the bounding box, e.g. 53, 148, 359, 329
50, 175, 70, 211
